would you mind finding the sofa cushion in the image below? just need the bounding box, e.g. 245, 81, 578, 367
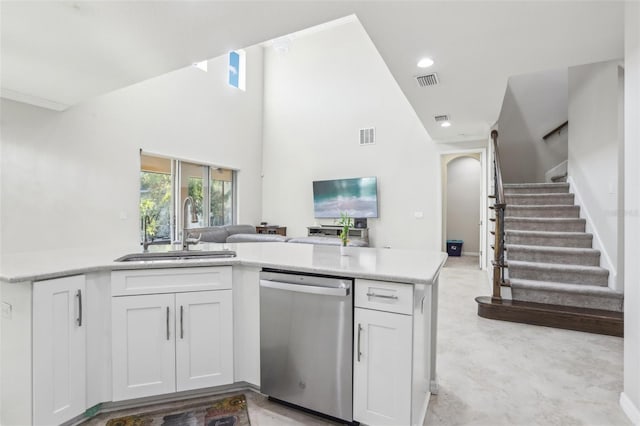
224, 224, 256, 235
226, 233, 288, 243
186, 227, 229, 243
287, 236, 369, 247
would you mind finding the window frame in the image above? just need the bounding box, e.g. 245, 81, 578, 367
139, 152, 237, 244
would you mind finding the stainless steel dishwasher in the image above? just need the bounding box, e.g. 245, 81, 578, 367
259, 269, 353, 422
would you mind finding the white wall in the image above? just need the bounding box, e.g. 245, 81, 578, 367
499, 68, 568, 183
622, 2, 640, 424
567, 59, 622, 290
261, 20, 439, 250
446, 156, 481, 255
0, 46, 265, 255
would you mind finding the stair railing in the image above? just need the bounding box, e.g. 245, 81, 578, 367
491, 130, 506, 302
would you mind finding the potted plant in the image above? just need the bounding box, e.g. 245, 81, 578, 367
338, 212, 353, 255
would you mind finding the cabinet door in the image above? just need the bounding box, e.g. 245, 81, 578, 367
354, 308, 412, 426
112, 294, 175, 401
33, 275, 86, 426
175, 290, 233, 391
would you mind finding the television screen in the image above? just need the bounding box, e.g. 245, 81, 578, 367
313, 177, 378, 218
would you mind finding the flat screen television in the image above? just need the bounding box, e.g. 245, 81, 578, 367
312, 176, 378, 218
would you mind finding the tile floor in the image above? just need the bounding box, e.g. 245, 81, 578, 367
429, 256, 629, 425
87, 258, 630, 425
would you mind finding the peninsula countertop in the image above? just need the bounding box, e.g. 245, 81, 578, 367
0, 242, 447, 285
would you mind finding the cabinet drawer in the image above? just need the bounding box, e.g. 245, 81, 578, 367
111, 267, 232, 296
355, 279, 413, 315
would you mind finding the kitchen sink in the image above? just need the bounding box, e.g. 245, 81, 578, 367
115, 249, 237, 262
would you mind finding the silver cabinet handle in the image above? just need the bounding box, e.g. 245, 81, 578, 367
357, 323, 363, 362
76, 289, 82, 327
366, 292, 398, 300
166, 306, 170, 340
180, 305, 184, 339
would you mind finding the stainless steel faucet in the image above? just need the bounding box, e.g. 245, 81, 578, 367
182, 196, 201, 250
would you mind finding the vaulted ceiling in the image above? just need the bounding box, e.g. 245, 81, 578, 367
0, 1, 624, 143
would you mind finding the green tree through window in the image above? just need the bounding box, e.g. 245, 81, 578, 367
140, 171, 171, 240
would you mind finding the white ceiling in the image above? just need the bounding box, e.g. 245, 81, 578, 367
0, 1, 624, 143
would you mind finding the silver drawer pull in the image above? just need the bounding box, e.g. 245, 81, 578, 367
166, 306, 170, 340
357, 323, 363, 362
366, 292, 398, 300
76, 289, 82, 327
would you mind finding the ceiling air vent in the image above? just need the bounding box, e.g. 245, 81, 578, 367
416, 73, 439, 87
434, 114, 449, 123
359, 127, 376, 145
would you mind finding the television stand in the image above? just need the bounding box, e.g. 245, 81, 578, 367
307, 225, 369, 241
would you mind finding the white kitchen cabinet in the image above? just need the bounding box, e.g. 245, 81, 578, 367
175, 290, 233, 391
111, 268, 233, 401
111, 293, 176, 401
353, 307, 413, 426
353, 278, 434, 426
33, 275, 86, 426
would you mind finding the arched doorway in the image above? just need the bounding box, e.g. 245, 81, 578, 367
442, 154, 482, 267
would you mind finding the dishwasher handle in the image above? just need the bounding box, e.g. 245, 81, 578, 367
260, 279, 349, 297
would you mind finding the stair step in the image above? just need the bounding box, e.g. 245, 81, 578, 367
476, 296, 623, 336
504, 217, 586, 232
506, 230, 593, 248
508, 260, 609, 286
505, 193, 574, 206
505, 205, 580, 218
506, 244, 600, 266
510, 279, 623, 312
504, 183, 570, 194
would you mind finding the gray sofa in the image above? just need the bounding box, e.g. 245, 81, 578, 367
186, 225, 287, 243
186, 225, 368, 247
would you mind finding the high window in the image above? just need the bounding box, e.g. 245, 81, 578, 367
228, 50, 246, 90
140, 153, 236, 243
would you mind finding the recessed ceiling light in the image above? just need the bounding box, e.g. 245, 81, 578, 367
417, 57, 434, 68
440, 121, 451, 128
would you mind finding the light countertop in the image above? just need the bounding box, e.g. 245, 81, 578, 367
1, 242, 447, 285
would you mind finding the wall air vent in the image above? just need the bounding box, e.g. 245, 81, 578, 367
359, 127, 376, 145
416, 73, 439, 87
434, 114, 449, 123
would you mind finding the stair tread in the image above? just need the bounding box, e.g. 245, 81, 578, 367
504, 183, 570, 188
506, 230, 593, 237
476, 296, 623, 336
506, 244, 600, 255
505, 217, 585, 222
506, 193, 573, 197
510, 278, 623, 297
506, 204, 579, 208
508, 260, 609, 274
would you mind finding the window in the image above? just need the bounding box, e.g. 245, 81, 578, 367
228, 50, 246, 90
210, 168, 234, 226
140, 153, 236, 243
140, 155, 172, 242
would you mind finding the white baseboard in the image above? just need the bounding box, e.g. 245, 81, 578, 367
545, 160, 568, 182
567, 177, 617, 290
620, 392, 640, 425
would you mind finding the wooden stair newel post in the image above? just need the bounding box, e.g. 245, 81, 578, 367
491, 130, 505, 302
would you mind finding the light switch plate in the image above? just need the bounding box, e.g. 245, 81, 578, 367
1, 302, 12, 319
414, 211, 424, 219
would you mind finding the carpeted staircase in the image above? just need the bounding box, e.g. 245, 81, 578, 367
504, 182, 624, 313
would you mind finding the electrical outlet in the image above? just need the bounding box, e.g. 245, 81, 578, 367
1, 302, 12, 319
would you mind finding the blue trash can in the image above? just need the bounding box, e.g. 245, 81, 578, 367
446, 240, 463, 256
